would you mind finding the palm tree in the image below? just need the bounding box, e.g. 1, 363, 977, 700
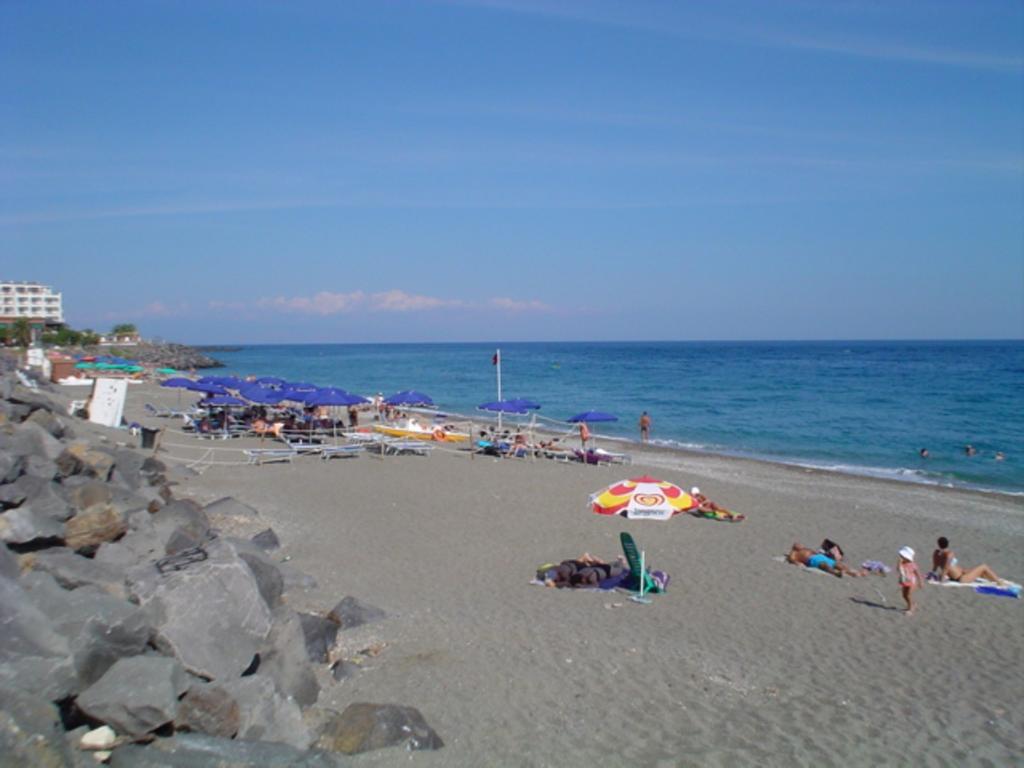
11, 318, 33, 347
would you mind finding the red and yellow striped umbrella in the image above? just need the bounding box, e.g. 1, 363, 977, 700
590, 475, 696, 521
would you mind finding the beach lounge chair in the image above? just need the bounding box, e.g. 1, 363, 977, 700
281, 436, 324, 455
382, 439, 434, 456
245, 448, 297, 465
145, 403, 172, 418
320, 444, 364, 460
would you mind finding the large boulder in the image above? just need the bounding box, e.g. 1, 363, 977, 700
0, 543, 19, 579
237, 549, 284, 610
0, 575, 79, 700
12, 421, 65, 462
220, 676, 311, 750
128, 539, 272, 680
76, 655, 188, 736
203, 496, 260, 521
22, 454, 58, 481
297, 613, 339, 664
175, 683, 240, 739
64, 502, 128, 553
94, 509, 164, 570
258, 608, 319, 707
250, 527, 281, 551
327, 597, 387, 631
24, 547, 128, 599
24, 407, 65, 438
316, 703, 443, 755
22, 571, 152, 686
149, 499, 210, 551
0, 504, 65, 545
62, 478, 113, 512
0, 686, 75, 767
107, 733, 349, 768
61, 442, 116, 480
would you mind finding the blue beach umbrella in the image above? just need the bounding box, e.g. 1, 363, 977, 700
478, 400, 530, 414
509, 398, 542, 410
255, 376, 286, 388
384, 390, 434, 407
285, 381, 318, 392
200, 395, 247, 407
160, 378, 195, 388
239, 386, 287, 405
187, 382, 229, 395
568, 411, 618, 423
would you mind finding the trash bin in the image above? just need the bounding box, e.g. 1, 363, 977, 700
140, 427, 160, 450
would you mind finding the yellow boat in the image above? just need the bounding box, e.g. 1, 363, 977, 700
373, 421, 470, 443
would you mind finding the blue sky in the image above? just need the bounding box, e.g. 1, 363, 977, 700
1, 0, 1021, 343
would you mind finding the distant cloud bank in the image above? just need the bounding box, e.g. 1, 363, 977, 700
208, 290, 554, 316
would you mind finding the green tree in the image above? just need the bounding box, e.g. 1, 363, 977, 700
11, 318, 33, 347
111, 323, 137, 336
80, 328, 100, 346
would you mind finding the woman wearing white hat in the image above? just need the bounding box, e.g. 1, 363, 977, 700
897, 546, 924, 616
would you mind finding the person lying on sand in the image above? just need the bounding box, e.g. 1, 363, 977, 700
787, 543, 866, 577
689, 487, 745, 522
542, 554, 628, 588
930, 537, 1006, 585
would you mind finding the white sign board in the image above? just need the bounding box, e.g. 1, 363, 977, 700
88, 378, 128, 428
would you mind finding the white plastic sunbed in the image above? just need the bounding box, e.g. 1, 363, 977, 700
245, 448, 297, 465
320, 444, 364, 460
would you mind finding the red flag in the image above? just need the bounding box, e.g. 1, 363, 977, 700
492, 351, 499, 366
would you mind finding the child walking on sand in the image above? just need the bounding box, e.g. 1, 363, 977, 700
897, 546, 924, 616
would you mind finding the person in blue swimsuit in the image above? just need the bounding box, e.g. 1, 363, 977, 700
787, 543, 867, 577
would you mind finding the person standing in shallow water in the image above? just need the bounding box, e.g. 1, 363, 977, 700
639, 411, 651, 442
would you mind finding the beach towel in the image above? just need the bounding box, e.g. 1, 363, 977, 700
925, 575, 1021, 599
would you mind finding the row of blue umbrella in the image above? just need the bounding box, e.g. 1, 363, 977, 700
161, 376, 617, 423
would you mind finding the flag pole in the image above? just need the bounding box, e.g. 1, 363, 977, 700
495, 348, 502, 432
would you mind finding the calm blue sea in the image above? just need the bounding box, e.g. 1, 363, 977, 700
207, 341, 1024, 495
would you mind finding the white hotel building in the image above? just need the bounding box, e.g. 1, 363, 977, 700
0, 280, 64, 325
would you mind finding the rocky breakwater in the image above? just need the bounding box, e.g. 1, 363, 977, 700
0, 374, 442, 766
83, 342, 225, 371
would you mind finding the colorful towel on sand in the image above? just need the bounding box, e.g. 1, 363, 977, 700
861, 560, 891, 574
925, 575, 1021, 598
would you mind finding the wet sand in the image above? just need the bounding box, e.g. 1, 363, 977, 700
118, 382, 1024, 766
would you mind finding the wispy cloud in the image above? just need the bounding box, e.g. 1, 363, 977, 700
426, 0, 1023, 73
102, 300, 191, 322
212, 290, 555, 316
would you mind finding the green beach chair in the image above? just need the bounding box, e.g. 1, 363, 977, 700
620, 532, 665, 598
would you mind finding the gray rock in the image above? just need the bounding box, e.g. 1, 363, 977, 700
0, 504, 65, 544
0, 575, 79, 700
0, 477, 72, 521
251, 527, 280, 551
238, 550, 284, 610
317, 703, 443, 755
22, 571, 152, 686
0, 451, 23, 483
175, 683, 240, 738
0, 685, 75, 767
25, 547, 128, 599
22, 454, 58, 481
108, 733, 349, 768
63, 478, 113, 511
0, 543, 19, 579
13, 421, 65, 461
165, 525, 205, 555
128, 539, 272, 681
220, 676, 311, 750
62, 442, 115, 480
330, 660, 356, 682
25, 407, 65, 438
77, 655, 188, 736
94, 511, 163, 570
327, 597, 387, 631
63, 502, 128, 554
204, 496, 260, 520
150, 499, 210, 551
111, 448, 146, 490
297, 613, 339, 664
258, 608, 319, 707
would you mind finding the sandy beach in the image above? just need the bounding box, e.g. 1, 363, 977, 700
121, 381, 1024, 766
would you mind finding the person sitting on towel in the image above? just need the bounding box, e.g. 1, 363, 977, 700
931, 537, 1005, 584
